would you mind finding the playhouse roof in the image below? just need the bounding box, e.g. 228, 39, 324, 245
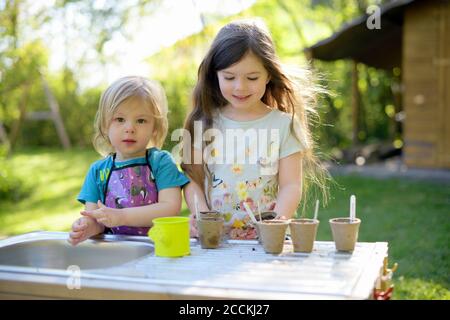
305, 0, 418, 70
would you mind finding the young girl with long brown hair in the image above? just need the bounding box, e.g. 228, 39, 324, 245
182, 19, 329, 240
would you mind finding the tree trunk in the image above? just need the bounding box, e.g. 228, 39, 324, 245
351, 60, 360, 145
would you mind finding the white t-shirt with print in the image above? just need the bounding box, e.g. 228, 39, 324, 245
204, 109, 304, 239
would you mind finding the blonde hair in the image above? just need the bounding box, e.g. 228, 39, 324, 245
182, 18, 331, 210
93, 76, 168, 156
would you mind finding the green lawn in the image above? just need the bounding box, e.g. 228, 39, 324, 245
1, 148, 449, 300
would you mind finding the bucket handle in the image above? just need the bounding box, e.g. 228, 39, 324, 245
148, 226, 171, 247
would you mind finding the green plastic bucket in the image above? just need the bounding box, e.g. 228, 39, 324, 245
148, 216, 190, 257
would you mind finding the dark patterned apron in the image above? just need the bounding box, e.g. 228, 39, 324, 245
103, 150, 158, 235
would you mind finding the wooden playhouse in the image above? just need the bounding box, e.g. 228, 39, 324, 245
305, 0, 450, 169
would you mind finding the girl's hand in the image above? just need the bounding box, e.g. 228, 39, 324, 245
68, 216, 100, 246
189, 212, 199, 238
81, 200, 123, 228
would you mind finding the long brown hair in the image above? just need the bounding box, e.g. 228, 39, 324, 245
182, 18, 330, 210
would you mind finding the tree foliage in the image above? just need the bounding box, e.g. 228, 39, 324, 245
0, 0, 399, 161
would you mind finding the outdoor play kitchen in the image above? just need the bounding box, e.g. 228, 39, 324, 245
0, 196, 396, 300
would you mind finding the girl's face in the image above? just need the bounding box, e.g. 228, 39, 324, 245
108, 97, 155, 161
217, 51, 270, 112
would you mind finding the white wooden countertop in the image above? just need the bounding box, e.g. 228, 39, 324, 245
0, 233, 388, 300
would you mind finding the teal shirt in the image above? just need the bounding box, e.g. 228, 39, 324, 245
78, 147, 189, 205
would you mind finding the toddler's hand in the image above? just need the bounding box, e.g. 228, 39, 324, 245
81, 200, 122, 228
68, 216, 98, 246
189, 212, 199, 238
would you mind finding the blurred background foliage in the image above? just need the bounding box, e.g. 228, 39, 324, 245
0, 0, 399, 197
1, 1, 448, 300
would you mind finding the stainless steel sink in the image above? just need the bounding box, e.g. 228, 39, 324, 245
0, 231, 154, 270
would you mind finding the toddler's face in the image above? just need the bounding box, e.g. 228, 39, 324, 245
217, 51, 270, 112
108, 97, 155, 161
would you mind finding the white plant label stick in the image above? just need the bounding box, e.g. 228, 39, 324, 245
194, 193, 200, 220
350, 195, 356, 222
243, 202, 257, 224
257, 202, 262, 222
314, 200, 319, 221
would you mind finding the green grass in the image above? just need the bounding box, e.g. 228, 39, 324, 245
312, 175, 450, 300
0, 148, 100, 235
1, 148, 449, 300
